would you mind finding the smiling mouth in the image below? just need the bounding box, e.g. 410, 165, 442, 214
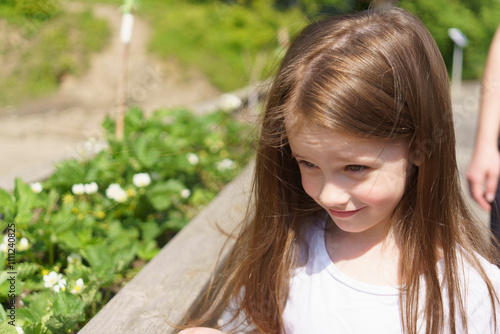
329, 208, 363, 218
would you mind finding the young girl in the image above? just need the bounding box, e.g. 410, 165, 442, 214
181, 7, 500, 334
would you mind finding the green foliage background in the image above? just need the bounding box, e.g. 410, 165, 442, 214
80, 0, 500, 91
0, 0, 110, 106
399, 0, 500, 80
1, 0, 498, 102
144, 0, 306, 91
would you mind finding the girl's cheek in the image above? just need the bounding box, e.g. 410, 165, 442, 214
301, 176, 319, 199
354, 178, 391, 203
357, 176, 405, 205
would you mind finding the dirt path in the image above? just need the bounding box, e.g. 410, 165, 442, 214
0, 2, 220, 190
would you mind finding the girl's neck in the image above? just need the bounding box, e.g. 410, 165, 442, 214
324, 219, 402, 286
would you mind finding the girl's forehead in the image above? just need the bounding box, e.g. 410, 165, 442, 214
288, 121, 407, 144
288, 122, 365, 144
288, 123, 409, 159
285, 114, 366, 140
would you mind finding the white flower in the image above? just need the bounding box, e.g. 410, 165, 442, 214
219, 93, 242, 112
81, 138, 107, 156
84, 182, 98, 194
0, 235, 7, 253
106, 184, 128, 202
217, 158, 236, 171
72, 183, 85, 195
18, 238, 29, 251
114, 191, 128, 202
67, 253, 82, 265
53, 278, 67, 293
187, 153, 199, 165
71, 278, 84, 294
30, 182, 43, 193
16, 327, 24, 334
43, 271, 63, 289
180, 188, 191, 199
133, 173, 151, 188
73, 182, 98, 195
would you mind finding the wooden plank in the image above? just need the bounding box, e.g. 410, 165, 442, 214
79, 161, 254, 334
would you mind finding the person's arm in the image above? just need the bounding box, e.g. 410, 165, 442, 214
467, 25, 500, 210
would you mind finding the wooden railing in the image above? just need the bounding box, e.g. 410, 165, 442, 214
79, 161, 254, 333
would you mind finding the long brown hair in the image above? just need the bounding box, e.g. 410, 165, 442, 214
188, 7, 499, 334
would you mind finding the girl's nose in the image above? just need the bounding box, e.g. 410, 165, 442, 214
318, 181, 350, 207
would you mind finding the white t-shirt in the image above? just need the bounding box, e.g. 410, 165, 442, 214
282, 219, 403, 333
221, 219, 500, 333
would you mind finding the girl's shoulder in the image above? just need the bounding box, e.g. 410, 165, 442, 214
453, 250, 500, 283
477, 254, 500, 280
437, 248, 500, 299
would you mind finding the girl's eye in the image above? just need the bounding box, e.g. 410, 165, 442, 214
298, 160, 317, 168
345, 165, 367, 172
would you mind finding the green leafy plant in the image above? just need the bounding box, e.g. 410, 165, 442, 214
0, 106, 254, 333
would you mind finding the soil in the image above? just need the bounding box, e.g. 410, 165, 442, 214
0, 2, 220, 190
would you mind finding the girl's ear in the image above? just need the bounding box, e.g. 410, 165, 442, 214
400, 138, 419, 177
407, 137, 422, 167
408, 149, 423, 167
405, 146, 421, 185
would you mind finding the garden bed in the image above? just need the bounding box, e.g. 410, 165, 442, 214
79, 160, 253, 333
0, 100, 256, 333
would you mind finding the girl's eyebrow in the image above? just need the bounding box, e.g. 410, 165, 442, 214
288, 147, 302, 159
290, 151, 314, 161
292, 151, 380, 164
333, 156, 380, 164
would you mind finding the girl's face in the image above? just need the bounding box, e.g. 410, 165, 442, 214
288, 124, 410, 237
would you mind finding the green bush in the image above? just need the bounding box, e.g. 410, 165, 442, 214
140, 0, 499, 90
15, 0, 59, 20
144, 0, 306, 91
0, 0, 59, 30
396, 0, 500, 80
0, 106, 254, 333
